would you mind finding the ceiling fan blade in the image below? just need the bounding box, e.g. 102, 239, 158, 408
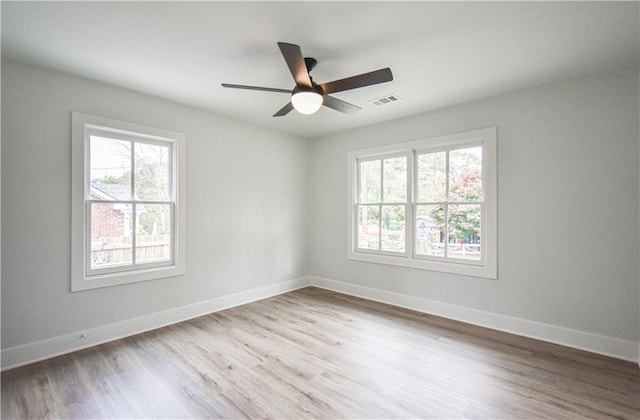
320, 68, 393, 95
273, 102, 294, 117
323, 95, 362, 114
278, 42, 312, 88
222, 83, 292, 94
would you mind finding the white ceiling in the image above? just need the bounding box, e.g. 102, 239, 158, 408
2, 1, 638, 139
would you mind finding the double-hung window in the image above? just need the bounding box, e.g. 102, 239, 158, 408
356, 154, 409, 254
71, 112, 186, 291
348, 127, 497, 278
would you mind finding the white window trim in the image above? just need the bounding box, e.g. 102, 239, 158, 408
347, 127, 497, 279
71, 112, 186, 291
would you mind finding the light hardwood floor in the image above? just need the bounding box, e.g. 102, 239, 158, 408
2, 287, 639, 419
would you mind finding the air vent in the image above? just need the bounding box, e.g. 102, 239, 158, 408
369, 94, 401, 106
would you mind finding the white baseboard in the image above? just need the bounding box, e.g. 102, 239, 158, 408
309, 276, 640, 365
1, 277, 311, 371
4, 275, 638, 370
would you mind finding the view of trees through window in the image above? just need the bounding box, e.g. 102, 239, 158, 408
417, 146, 482, 260
356, 145, 482, 261
89, 134, 172, 270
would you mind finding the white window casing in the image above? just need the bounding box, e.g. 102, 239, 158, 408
71, 112, 186, 291
347, 127, 497, 279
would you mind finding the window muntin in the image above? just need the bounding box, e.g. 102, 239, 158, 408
347, 127, 497, 279
356, 154, 408, 254
71, 112, 186, 291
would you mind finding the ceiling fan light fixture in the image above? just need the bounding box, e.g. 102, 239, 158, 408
291, 91, 323, 115
222, 42, 393, 117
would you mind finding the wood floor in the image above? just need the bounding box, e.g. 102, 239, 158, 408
2, 287, 639, 419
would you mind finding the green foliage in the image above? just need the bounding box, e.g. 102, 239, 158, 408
137, 205, 170, 236
430, 172, 482, 242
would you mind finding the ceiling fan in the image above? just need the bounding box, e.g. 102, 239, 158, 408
222, 42, 393, 117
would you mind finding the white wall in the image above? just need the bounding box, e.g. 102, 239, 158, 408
310, 67, 640, 344
1, 59, 310, 350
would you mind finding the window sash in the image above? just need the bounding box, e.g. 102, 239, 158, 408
85, 200, 175, 276
355, 153, 410, 255
356, 152, 409, 205
413, 145, 484, 264
413, 202, 484, 265
86, 129, 175, 201
355, 204, 409, 255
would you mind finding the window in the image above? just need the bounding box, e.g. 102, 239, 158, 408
348, 127, 497, 278
356, 155, 409, 254
415, 146, 483, 261
71, 112, 186, 291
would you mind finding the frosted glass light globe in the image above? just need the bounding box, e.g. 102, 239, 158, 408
291, 91, 323, 115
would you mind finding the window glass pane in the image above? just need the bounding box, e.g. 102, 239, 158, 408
135, 142, 171, 201
136, 203, 172, 264
90, 202, 133, 269
447, 204, 481, 260
383, 157, 407, 203
359, 160, 381, 203
416, 204, 445, 257
90, 136, 131, 200
417, 152, 446, 203
449, 146, 482, 202
381, 205, 405, 253
357, 205, 380, 250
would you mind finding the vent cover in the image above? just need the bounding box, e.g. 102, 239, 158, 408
369, 94, 401, 106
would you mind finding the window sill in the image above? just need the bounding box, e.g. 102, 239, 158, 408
347, 250, 497, 279
71, 264, 185, 292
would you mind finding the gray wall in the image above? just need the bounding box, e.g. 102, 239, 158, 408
3, 58, 639, 352
310, 67, 640, 342
1, 59, 310, 349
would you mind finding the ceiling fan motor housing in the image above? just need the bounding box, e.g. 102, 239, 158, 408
304, 57, 318, 73
292, 84, 323, 96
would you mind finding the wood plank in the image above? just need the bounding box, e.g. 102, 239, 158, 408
2, 287, 639, 419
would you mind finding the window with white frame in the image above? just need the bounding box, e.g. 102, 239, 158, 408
348, 127, 497, 279
356, 154, 409, 254
71, 112, 186, 291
